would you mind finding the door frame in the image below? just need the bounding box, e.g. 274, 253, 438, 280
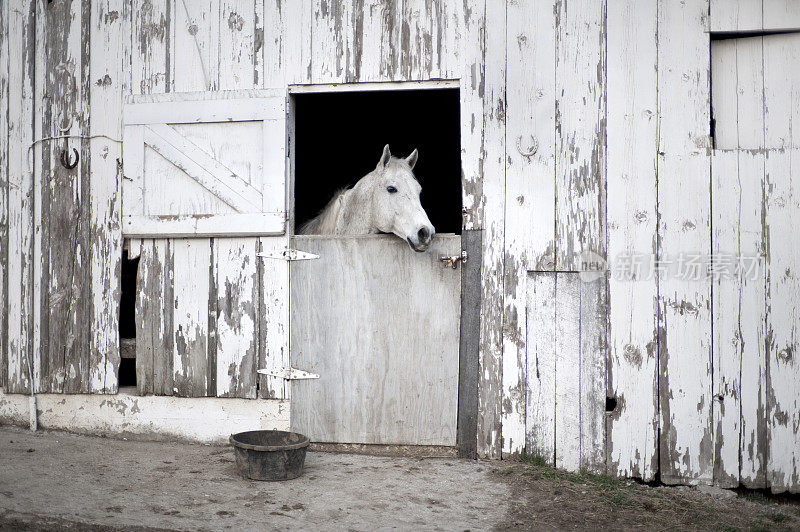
286, 80, 480, 458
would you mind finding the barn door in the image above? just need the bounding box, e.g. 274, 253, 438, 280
122, 90, 290, 399
289, 234, 462, 446
122, 90, 286, 237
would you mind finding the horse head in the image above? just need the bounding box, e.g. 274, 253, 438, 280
364, 144, 436, 252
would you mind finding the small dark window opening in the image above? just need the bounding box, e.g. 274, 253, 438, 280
118, 249, 139, 388
293, 88, 462, 235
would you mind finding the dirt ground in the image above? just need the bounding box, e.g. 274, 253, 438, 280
0, 426, 798, 531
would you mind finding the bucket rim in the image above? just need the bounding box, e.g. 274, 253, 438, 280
229, 430, 310, 452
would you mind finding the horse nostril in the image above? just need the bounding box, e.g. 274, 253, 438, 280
418, 227, 429, 242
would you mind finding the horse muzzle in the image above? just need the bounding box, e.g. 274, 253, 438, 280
406, 225, 435, 252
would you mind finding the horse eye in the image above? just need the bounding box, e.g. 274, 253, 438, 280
386, 186, 397, 194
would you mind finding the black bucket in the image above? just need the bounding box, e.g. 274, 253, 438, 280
230, 430, 310, 481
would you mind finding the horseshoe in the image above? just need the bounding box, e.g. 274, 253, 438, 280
516, 135, 538, 157
60, 148, 79, 170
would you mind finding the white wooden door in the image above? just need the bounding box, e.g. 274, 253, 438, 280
289, 234, 462, 446
122, 90, 286, 237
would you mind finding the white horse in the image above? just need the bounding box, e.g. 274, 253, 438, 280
299, 145, 436, 252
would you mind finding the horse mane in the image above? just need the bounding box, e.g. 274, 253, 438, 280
297, 188, 349, 235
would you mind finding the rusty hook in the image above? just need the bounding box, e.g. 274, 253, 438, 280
60, 148, 79, 170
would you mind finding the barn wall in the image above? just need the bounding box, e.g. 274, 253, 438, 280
1, 0, 799, 493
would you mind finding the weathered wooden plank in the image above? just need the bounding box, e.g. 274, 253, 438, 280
219, 0, 258, 90
131, 0, 170, 96
257, 236, 289, 400
477, 0, 505, 459
458, 229, 482, 459
764, 32, 800, 494
89, 0, 124, 394
6, 0, 37, 394
134, 239, 174, 396
261, 0, 285, 87
172, 239, 210, 397
606, 0, 659, 481
172, 0, 220, 91
290, 235, 461, 446
580, 275, 607, 473
554, 273, 581, 470
710, 0, 763, 32
214, 238, 257, 398
152, 240, 174, 395
525, 271, 556, 465
657, 0, 714, 485
501, 0, 557, 456
135, 241, 155, 394
31, 0, 47, 396
42, 0, 91, 393
0, 0, 8, 389
554, 0, 607, 271
280, 0, 312, 85
459, 0, 485, 232
710, 35, 767, 488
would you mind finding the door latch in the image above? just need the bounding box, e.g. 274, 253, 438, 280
439, 250, 467, 269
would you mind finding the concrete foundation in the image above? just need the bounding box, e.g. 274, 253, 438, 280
0, 388, 289, 444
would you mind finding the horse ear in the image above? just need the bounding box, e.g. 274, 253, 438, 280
405, 149, 418, 170
378, 144, 392, 168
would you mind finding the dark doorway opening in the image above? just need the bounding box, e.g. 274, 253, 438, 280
119, 249, 139, 388
292, 88, 462, 235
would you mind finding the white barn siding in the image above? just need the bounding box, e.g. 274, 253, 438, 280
0, 0, 799, 492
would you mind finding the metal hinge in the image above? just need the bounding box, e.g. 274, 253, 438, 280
257, 249, 319, 261
257, 367, 320, 380
439, 250, 468, 269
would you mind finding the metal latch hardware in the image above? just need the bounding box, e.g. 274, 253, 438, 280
257, 368, 319, 380
257, 249, 319, 261
439, 250, 468, 269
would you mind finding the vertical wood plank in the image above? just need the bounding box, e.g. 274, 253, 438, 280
554, 272, 581, 470
764, 32, 800, 494
477, 0, 505, 459
261, 0, 285, 87
0, 0, 8, 389
6, 0, 36, 394
131, 0, 170, 96
37, 0, 89, 394
711, 35, 767, 488
219, 0, 257, 90
258, 237, 288, 400
459, 0, 485, 232
606, 0, 660, 481
135, 240, 155, 394
525, 272, 556, 464
135, 239, 174, 395
89, 0, 124, 394
458, 229, 482, 458
214, 238, 257, 398
172, 0, 220, 91
657, 0, 714, 485
580, 275, 607, 473
502, 0, 557, 456
172, 239, 209, 397
554, 0, 607, 271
